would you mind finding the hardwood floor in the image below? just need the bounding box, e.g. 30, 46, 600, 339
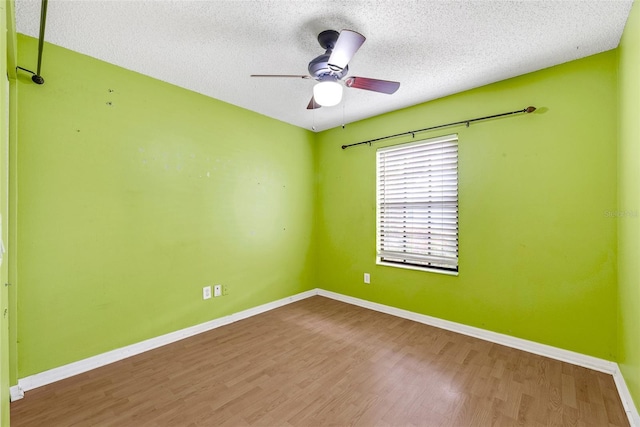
11, 296, 629, 426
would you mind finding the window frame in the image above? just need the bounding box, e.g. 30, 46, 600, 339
375, 133, 459, 276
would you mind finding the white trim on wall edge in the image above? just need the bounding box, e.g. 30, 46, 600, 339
613, 365, 640, 427
10, 289, 318, 400
9, 385, 24, 402
317, 289, 639, 427
317, 290, 615, 372
9, 288, 639, 426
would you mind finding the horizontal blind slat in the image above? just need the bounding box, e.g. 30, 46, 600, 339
378, 250, 458, 265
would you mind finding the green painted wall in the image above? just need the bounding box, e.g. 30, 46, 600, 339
8, 77, 18, 391
618, 0, 640, 410
16, 35, 316, 377
1, 1, 10, 424
6, 1, 19, 399
316, 52, 618, 360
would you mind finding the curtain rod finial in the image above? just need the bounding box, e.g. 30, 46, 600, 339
525, 106, 536, 113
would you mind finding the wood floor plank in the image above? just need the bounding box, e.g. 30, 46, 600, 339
10, 296, 629, 426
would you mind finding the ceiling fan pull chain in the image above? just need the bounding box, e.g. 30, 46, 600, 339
342, 94, 346, 129
312, 108, 316, 131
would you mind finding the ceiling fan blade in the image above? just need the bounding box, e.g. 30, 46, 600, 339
251, 74, 312, 79
345, 77, 400, 94
328, 30, 365, 71
307, 96, 321, 110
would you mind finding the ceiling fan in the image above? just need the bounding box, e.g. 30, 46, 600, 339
251, 29, 400, 109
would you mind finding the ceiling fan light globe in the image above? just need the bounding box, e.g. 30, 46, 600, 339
313, 81, 343, 107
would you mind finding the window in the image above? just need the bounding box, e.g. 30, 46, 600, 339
376, 134, 458, 273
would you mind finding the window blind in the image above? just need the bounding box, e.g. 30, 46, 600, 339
376, 134, 458, 272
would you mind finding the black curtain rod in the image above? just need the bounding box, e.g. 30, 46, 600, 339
341, 106, 537, 150
32, 0, 48, 84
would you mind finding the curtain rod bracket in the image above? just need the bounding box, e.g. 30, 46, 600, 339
16, 66, 44, 84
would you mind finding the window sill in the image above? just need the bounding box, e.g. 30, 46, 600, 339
376, 260, 459, 276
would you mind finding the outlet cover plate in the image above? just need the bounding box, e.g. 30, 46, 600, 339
203, 286, 212, 300
214, 284, 222, 297
364, 273, 370, 284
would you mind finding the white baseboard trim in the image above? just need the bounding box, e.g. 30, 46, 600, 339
317, 289, 639, 426
10, 287, 639, 427
613, 365, 640, 427
9, 385, 24, 402
12, 289, 319, 399
317, 290, 616, 373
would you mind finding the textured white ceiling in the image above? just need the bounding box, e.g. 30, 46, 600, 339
15, 0, 633, 131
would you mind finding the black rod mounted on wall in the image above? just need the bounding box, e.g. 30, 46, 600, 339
341, 106, 537, 150
32, 0, 49, 84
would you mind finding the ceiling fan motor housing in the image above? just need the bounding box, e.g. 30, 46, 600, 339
308, 54, 349, 80
308, 30, 350, 81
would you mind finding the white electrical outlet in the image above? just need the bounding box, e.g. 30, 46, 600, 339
203, 286, 212, 300
364, 273, 370, 284
214, 284, 222, 297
